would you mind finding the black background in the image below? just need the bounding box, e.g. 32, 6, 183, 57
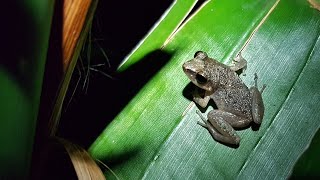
58, 1, 174, 148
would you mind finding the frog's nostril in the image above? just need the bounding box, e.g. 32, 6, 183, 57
183, 67, 191, 73
182, 66, 187, 72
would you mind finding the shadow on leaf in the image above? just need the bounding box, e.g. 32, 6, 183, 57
59, 49, 174, 148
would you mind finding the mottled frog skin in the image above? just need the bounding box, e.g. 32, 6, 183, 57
182, 51, 265, 145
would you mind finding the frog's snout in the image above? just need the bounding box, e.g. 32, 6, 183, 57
182, 62, 188, 73
182, 63, 196, 79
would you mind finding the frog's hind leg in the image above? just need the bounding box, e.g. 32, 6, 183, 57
250, 73, 266, 124
196, 110, 240, 145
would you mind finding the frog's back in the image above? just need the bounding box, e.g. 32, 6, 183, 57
213, 85, 252, 119
204, 58, 253, 119
210, 67, 253, 119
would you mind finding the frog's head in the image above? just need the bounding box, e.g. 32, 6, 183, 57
182, 51, 213, 91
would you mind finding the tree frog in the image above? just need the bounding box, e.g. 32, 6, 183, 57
182, 51, 265, 145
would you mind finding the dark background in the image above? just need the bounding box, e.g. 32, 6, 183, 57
58, 1, 174, 148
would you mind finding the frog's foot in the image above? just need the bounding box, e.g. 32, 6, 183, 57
230, 53, 247, 74
251, 73, 265, 124
254, 73, 266, 93
196, 110, 208, 128
196, 110, 240, 145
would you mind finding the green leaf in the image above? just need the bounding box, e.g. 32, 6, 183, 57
118, 0, 198, 72
0, 1, 53, 178
90, 0, 320, 179
292, 128, 320, 177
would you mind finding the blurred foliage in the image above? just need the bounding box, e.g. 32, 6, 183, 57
0, 1, 53, 178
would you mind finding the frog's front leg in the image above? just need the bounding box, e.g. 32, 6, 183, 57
192, 87, 210, 108
230, 53, 247, 72
196, 110, 247, 145
250, 73, 266, 124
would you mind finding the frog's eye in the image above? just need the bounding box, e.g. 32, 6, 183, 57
196, 73, 207, 84
194, 51, 208, 60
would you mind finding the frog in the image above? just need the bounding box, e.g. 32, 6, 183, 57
182, 51, 266, 145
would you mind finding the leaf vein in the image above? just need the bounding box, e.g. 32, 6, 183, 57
237, 27, 320, 177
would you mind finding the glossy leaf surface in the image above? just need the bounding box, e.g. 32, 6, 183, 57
90, 0, 320, 179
